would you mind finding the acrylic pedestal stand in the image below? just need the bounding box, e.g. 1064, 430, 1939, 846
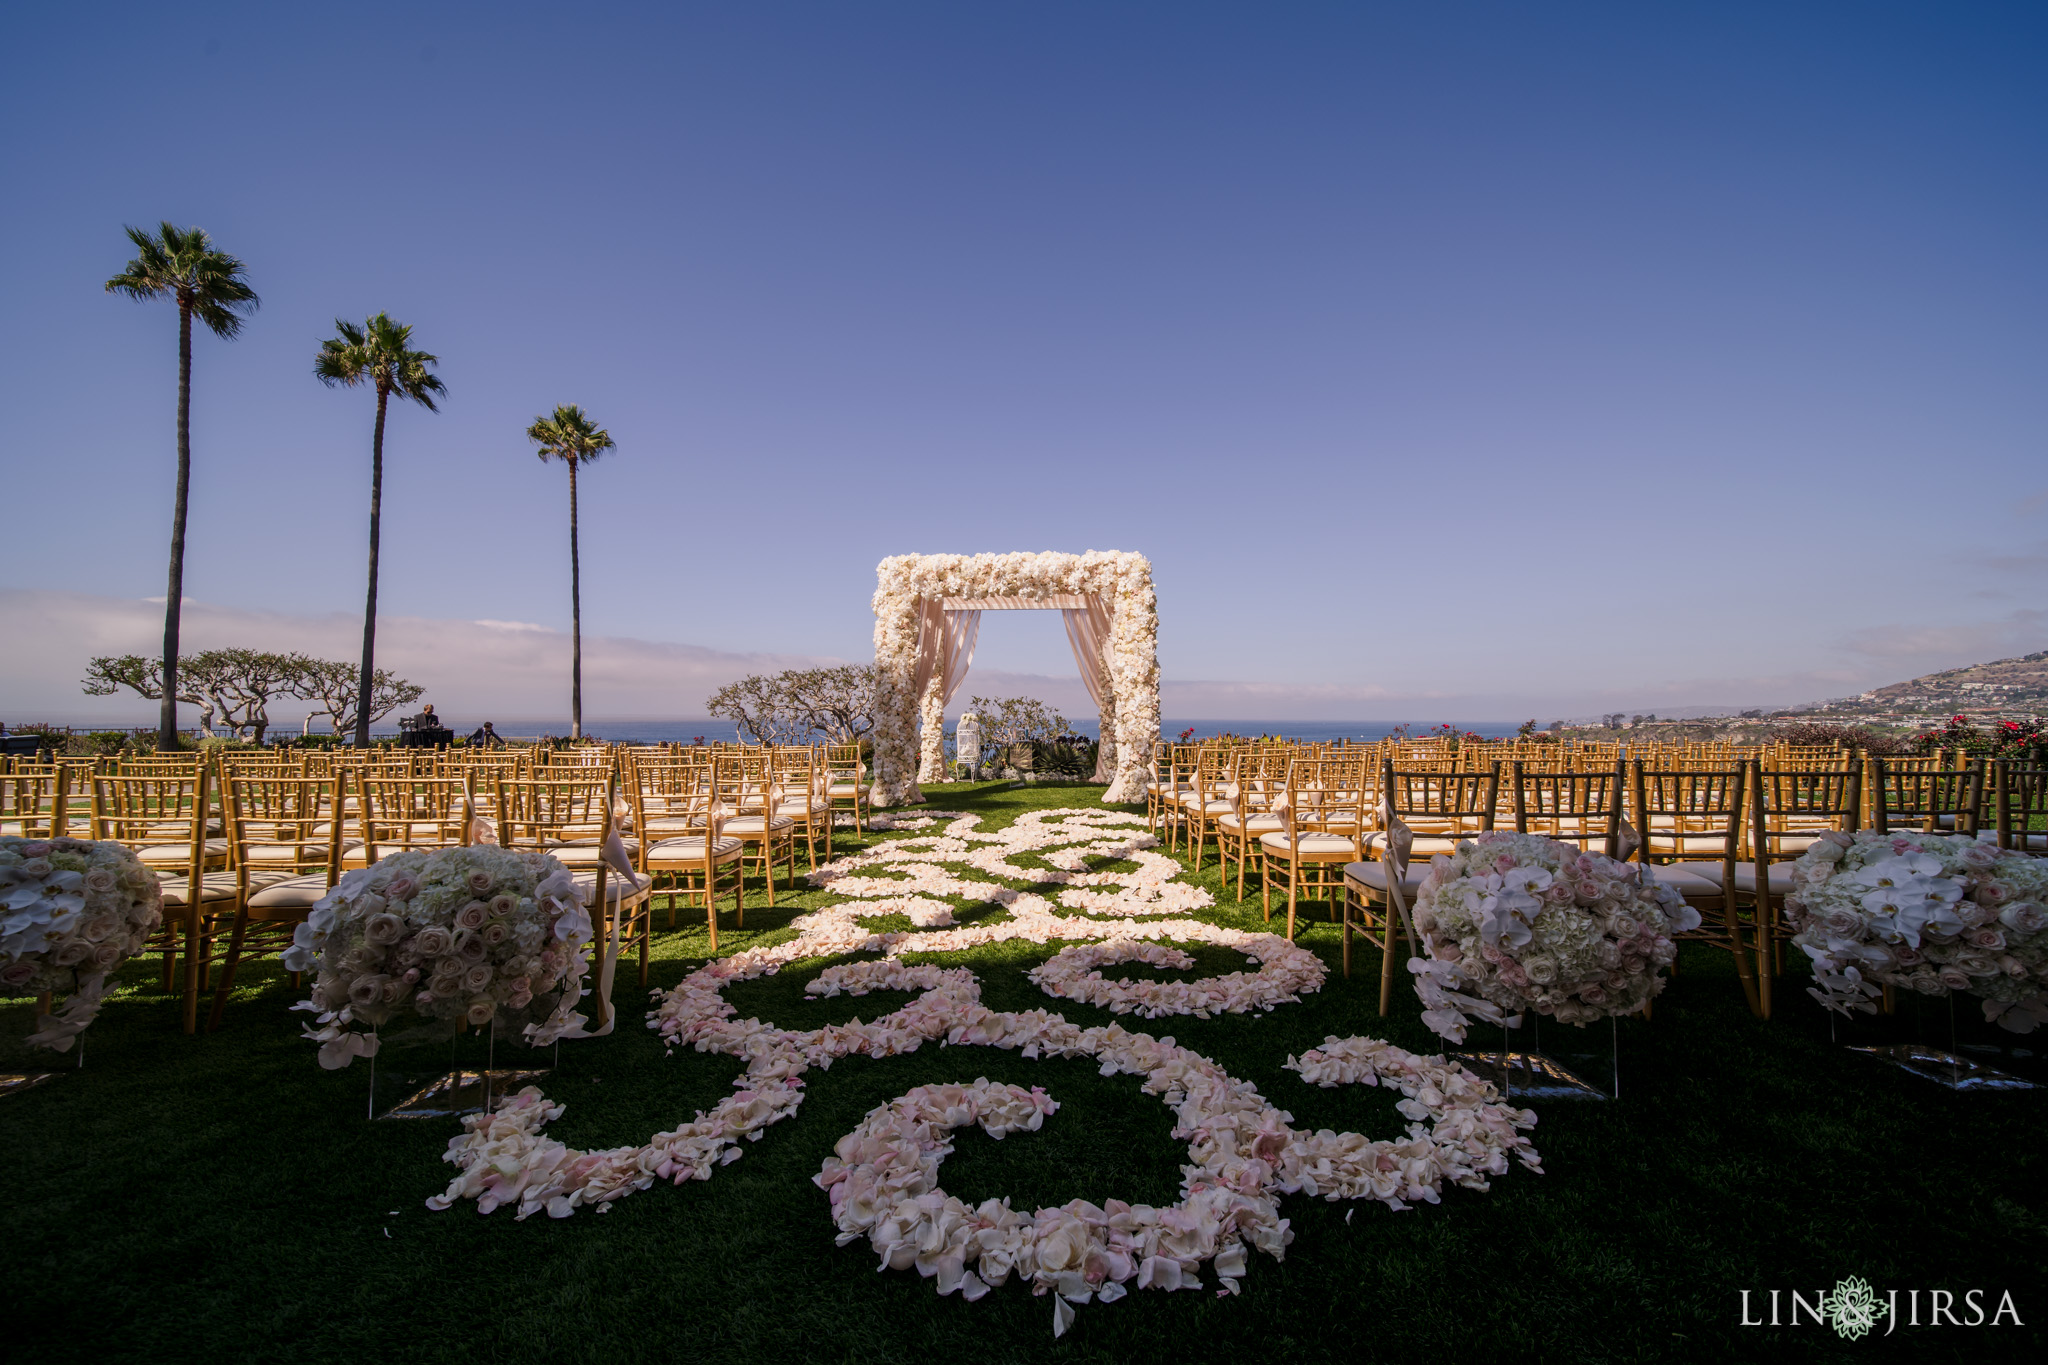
369, 1027, 559, 1120
1454, 1013, 1618, 1101
1837, 991, 2037, 1093
0, 994, 84, 1097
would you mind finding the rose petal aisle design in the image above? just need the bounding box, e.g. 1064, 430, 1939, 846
423, 808, 1541, 1334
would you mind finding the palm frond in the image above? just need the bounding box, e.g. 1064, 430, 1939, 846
314, 313, 444, 404
527, 403, 616, 466
104, 222, 258, 337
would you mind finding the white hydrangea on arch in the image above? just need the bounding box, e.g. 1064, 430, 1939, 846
868, 552, 1160, 807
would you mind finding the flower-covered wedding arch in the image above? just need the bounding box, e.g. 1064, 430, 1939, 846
870, 552, 1159, 807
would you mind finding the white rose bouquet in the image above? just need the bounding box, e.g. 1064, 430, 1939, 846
1785, 830, 2048, 1033
0, 836, 162, 1051
1408, 831, 1699, 1042
285, 845, 595, 1068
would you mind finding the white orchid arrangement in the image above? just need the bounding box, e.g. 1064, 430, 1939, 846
285, 845, 595, 1068
1785, 830, 2048, 1032
1408, 831, 1700, 1042
0, 836, 161, 1051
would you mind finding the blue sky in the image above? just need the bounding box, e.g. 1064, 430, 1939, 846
3, 2, 2045, 724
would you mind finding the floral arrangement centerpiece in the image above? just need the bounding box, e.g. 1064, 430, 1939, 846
1407, 832, 1700, 1042
284, 845, 595, 1069
1785, 830, 2048, 1033
0, 836, 162, 1051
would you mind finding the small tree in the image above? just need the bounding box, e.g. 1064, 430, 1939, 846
83, 654, 220, 737
708, 666, 879, 745
292, 656, 426, 739
778, 666, 878, 742
968, 695, 1067, 746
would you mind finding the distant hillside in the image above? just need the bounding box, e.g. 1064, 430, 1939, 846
1848, 649, 2048, 715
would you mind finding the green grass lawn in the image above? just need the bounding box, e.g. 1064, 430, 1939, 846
4, 782, 2044, 1364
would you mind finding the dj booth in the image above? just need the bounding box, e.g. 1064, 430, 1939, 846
396, 717, 455, 749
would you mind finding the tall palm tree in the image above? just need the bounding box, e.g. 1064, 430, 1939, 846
526, 405, 616, 740
314, 314, 445, 746
105, 223, 259, 749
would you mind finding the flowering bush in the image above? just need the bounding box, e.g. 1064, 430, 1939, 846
0, 836, 161, 1051
1408, 832, 1700, 1042
1785, 830, 2048, 1032
284, 845, 595, 1068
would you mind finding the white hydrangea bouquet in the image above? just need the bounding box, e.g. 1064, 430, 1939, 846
285, 845, 595, 1069
0, 836, 163, 1052
1785, 830, 2048, 1033
1408, 831, 1699, 1042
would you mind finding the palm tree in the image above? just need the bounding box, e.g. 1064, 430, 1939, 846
314, 314, 445, 746
105, 223, 259, 749
526, 405, 616, 739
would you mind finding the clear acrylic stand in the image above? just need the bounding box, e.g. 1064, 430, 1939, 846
1847, 993, 2038, 1093
1454, 1012, 1616, 1101
0, 994, 86, 1097
369, 1027, 560, 1120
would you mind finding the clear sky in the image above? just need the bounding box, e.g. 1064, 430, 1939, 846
4, 2, 2045, 725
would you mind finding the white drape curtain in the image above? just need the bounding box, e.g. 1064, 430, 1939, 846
1061, 596, 1115, 782
914, 603, 982, 782
914, 593, 1113, 783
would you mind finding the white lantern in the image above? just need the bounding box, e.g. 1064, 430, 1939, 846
954, 712, 982, 779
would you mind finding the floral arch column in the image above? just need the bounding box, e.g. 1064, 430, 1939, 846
869, 552, 1160, 807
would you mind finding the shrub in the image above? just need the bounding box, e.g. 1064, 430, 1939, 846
1773, 721, 1916, 756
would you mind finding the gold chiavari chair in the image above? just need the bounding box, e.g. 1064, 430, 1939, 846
1868, 756, 1985, 838
206, 771, 344, 1030
825, 743, 870, 833
1341, 760, 1499, 1009
1509, 758, 1627, 857
493, 772, 654, 985
351, 773, 475, 865
1993, 760, 2048, 854
634, 760, 744, 947
711, 754, 798, 903
1257, 754, 1370, 939
1215, 748, 1292, 901
772, 746, 833, 869
90, 766, 236, 1033
1174, 747, 1238, 871
1630, 761, 1762, 1018
1, 766, 70, 840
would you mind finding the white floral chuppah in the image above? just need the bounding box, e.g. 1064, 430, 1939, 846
869, 551, 1160, 806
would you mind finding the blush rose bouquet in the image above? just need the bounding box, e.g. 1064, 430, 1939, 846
285, 845, 595, 1068
0, 836, 162, 1051
1408, 831, 1699, 1042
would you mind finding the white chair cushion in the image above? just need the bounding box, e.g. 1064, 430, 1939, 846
569, 869, 651, 905
155, 870, 242, 905
544, 838, 643, 866
247, 873, 338, 912
136, 840, 230, 865
1260, 831, 1359, 857
1342, 860, 1428, 897
646, 835, 745, 861
1216, 813, 1286, 833
721, 815, 795, 835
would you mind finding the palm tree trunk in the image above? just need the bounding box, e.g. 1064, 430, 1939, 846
355, 386, 388, 747
568, 457, 582, 740
159, 298, 193, 750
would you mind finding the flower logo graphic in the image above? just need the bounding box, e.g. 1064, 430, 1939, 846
1827, 1276, 1881, 1340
